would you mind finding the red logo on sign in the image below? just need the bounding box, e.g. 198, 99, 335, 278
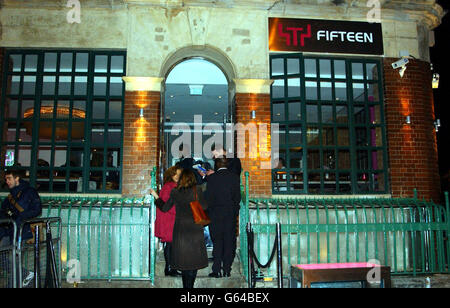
278, 23, 312, 47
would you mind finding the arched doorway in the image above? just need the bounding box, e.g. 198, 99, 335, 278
161, 57, 233, 170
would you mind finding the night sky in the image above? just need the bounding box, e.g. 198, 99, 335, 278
431, 0, 449, 193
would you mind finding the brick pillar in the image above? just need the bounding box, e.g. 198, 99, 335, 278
122, 90, 160, 197
383, 58, 440, 202
235, 92, 272, 198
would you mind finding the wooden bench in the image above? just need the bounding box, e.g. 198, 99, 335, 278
290, 262, 391, 288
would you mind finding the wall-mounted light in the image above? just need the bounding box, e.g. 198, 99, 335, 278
250, 110, 256, 119
432, 73, 440, 89
405, 115, 411, 124
140, 108, 144, 118
434, 119, 441, 132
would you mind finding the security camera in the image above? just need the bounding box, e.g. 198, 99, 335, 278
392, 57, 409, 69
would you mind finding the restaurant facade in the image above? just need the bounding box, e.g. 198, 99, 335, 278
0, 0, 445, 201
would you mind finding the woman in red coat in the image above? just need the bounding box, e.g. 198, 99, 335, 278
155, 166, 182, 276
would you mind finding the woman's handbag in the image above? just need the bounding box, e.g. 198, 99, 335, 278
190, 186, 210, 226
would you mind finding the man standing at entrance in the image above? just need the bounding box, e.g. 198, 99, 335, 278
205, 157, 241, 278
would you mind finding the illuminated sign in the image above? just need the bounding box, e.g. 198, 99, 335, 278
269, 18, 384, 55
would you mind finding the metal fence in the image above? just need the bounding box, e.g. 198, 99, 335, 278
239, 172, 450, 281
0, 219, 17, 288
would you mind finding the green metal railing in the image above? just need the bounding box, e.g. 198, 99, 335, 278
239, 172, 450, 281
37, 167, 158, 283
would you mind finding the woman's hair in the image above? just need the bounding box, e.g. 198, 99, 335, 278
177, 169, 197, 189
163, 166, 181, 184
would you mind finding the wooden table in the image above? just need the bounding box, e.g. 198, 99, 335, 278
290, 262, 391, 288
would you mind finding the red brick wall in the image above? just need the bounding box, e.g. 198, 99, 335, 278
235, 93, 272, 198
122, 91, 160, 197
383, 58, 441, 202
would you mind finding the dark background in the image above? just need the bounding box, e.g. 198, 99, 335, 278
431, 0, 450, 195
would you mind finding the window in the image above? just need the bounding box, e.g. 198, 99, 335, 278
270, 54, 388, 194
1, 50, 126, 193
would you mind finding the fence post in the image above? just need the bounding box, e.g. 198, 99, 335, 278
149, 166, 157, 284
276, 222, 283, 288
445, 192, 450, 273
34, 224, 41, 288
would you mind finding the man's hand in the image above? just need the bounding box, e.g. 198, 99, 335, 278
206, 170, 215, 176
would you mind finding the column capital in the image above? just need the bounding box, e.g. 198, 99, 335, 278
122, 76, 164, 92
233, 78, 274, 95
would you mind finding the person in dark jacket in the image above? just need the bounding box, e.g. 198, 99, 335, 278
150, 169, 208, 288
205, 157, 241, 278
0, 169, 42, 243
201, 144, 242, 179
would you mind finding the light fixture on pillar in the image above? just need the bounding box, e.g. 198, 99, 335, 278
405, 115, 411, 125
392, 57, 409, 78
432, 73, 440, 89
434, 119, 441, 132
140, 108, 144, 118
250, 110, 256, 119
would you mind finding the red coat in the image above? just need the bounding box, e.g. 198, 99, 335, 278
154, 181, 177, 242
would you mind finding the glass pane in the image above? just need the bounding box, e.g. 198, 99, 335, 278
91, 124, 105, 144
43, 76, 56, 95
95, 55, 108, 73
277, 125, 286, 145
321, 105, 333, 123
39, 120, 53, 143
355, 128, 368, 146
6, 99, 18, 118
56, 100, 70, 119
9, 55, 22, 72
60, 53, 73, 72
287, 58, 300, 75
305, 81, 317, 100
23, 76, 36, 95
307, 150, 320, 170
69, 147, 84, 167
306, 105, 318, 123
37, 147, 51, 179
304, 59, 317, 78
89, 171, 104, 190
93, 100, 106, 119
109, 100, 122, 119
308, 172, 320, 193
352, 63, 364, 80
71, 120, 85, 142
356, 150, 369, 170
111, 56, 124, 73
334, 60, 346, 79
357, 173, 370, 192
24, 55, 38, 72
335, 106, 348, 123
69, 170, 83, 192
94, 77, 107, 96
288, 124, 302, 144
106, 170, 120, 190
44, 53, 57, 72
75, 53, 89, 73
58, 76, 72, 95
322, 126, 334, 146
74, 76, 88, 95
323, 150, 336, 169
353, 83, 365, 102
52, 170, 67, 192
367, 83, 380, 102
21, 100, 34, 119
4, 147, 15, 167
320, 82, 332, 100
337, 128, 349, 146
273, 170, 288, 192
272, 102, 285, 122
107, 148, 121, 168
288, 101, 301, 121
354, 106, 366, 124
338, 150, 351, 169
323, 173, 336, 193
18, 145, 32, 167
373, 173, 385, 191
289, 171, 303, 191
287, 78, 300, 97
271, 58, 284, 76
339, 173, 351, 192
107, 124, 122, 144
319, 59, 331, 78
307, 127, 319, 146
374, 127, 383, 146
335, 82, 347, 101
109, 77, 123, 96
289, 147, 303, 169
371, 150, 384, 170
18, 122, 33, 143
90, 148, 104, 167
272, 79, 284, 98
369, 105, 382, 124
5, 122, 17, 142
8, 76, 21, 95
274, 148, 287, 169
366, 63, 378, 80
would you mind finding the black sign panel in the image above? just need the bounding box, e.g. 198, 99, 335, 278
269, 18, 384, 55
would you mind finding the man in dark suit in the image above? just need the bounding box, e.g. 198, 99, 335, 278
201, 144, 242, 179
205, 157, 241, 278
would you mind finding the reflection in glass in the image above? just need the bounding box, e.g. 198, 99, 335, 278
10, 55, 22, 72
351, 63, 364, 80
109, 100, 122, 120
335, 106, 348, 123
334, 60, 346, 79
95, 55, 108, 73
366, 63, 378, 80
272, 102, 285, 122
111, 56, 124, 73
60, 53, 73, 72
94, 76, 107, 96
321, 105, 333, 123
23, 76, 36, 95
322, 126, 334, 146
43, 76, 56, 95
110, 77, 123, 96
24, 55, 38, 73
271, 58, 284, 76
288, 102, 301, 121
306, 81, 317, 100
93, 100, 106, 119
272, 79, 284, 98
74, 76, 88, 95
18, 122, 33, 143
304, 59, 316, 78
334, 82, 347, 101
287, 78, 301, 97
307, 127, 319, 146
307, 105, 318, 123
320, 82, 332, 100
319, 59, 331, 78
58, 76, 72, 95
353, 83, 365, 102
288, 124, 302, 144
76, 53, 89, 73
8, 76, 20, 95
287, 58, 300, 75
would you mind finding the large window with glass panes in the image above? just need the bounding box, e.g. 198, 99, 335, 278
1, 50, 125, 193
270, 54, 388, 194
